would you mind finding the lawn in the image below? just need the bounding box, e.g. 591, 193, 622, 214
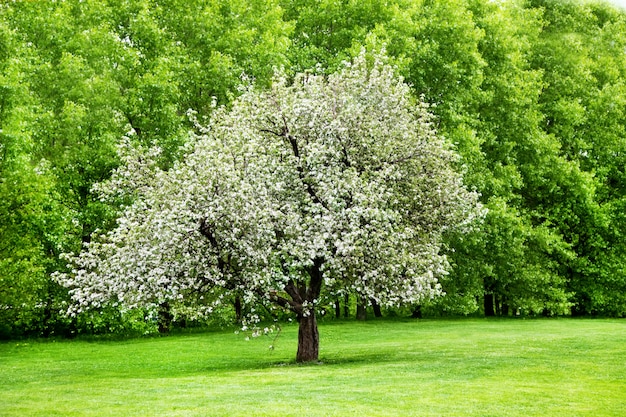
1, 318, 625, 416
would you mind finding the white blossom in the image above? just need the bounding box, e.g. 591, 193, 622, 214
54, 50, 483, 328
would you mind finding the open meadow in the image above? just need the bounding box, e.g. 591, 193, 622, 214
1, 319, 625, 416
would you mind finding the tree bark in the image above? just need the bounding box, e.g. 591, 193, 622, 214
296, 311, 319, 362
294, 257, 323, 362
412, 305, 423, 319
371, 298, 382, 318
484, 293, 495, 317
234, 296, 242, 322
158, 302, 173, 334
356, 302, 367, 321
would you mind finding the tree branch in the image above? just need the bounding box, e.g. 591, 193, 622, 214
386, 151, 420, 166
284, 279, 304, 304
306, 257, 324, 301
269, 293, 302, 314
260, 117, 330, 211
199, 218, 228, 274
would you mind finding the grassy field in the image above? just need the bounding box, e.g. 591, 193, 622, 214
1, 318, 625, 416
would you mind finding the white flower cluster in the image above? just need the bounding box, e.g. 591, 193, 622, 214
55, 50, 483, 324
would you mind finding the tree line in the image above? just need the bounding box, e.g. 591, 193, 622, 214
2, 0, 626, 338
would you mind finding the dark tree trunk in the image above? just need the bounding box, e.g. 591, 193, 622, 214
412, 305, 423, 319
495, 294, 501, 316
484, 293, 495, 317
234, 296, 242, 322
501, 301, 510, 317
343, 293, 350, 318
296, 311, 319, 362
158, 302, 173, 334
334, 299, 341, 319
371, 298, 382, 318
356, 302, 367, 321
41, 303, 53, 337
294, 257, 324, 362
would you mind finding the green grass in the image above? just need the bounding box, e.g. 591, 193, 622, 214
1, 318, 625, 416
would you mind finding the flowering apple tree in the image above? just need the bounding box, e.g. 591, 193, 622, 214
55, 51, 482, 362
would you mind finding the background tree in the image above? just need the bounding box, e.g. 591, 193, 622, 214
438, 0, 576, 316
528, 0, 626, 315
0, 17, 71, 336
0, 0, 291, 336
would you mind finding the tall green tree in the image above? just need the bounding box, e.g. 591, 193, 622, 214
529, 0, 626, 315
358, 0, 575, 315
0, 0, 292, 335
0, 19, 71, 335
444, 0, 577, 316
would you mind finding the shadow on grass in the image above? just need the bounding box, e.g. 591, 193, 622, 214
264, 350, 421, 369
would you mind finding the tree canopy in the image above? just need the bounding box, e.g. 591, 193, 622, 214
56, 52, 482, 361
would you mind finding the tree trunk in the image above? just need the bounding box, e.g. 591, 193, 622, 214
158, 302, 173, 334
412, 305, 423, 319
334, 299, 341, 319
495, 294, 501, 316
234, 296, 242, 322
295, 257, 323, 362
371, 298, 382, 318
343, 293, 350, 318
501, 300, 510, 317
484, 293, 495, 317
296, 311, 319, 362
356, 302, 367, 321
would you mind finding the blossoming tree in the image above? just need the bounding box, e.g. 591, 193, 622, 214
56, 51, 482, 362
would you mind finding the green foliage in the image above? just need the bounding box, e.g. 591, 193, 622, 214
3, 0, 626, 339
528, 0, 626, 315
281, 0, 393, 73
0, 0, 291, 336
444, 198, 573, 316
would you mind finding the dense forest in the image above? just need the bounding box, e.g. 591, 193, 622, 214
2, 0, 626, 338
